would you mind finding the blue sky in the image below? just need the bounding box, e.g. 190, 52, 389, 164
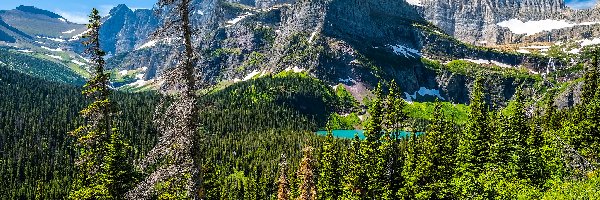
0, 0, 156, 23
566, 0, 598, 9
0, 0, 597, 24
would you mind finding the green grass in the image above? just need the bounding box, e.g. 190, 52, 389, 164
0, 48, 85, 85
404, 101, 469, 125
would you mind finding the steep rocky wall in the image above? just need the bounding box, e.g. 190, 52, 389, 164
418, 0, 600, 45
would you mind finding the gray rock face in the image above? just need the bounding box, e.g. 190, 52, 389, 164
102, 0, 545, 105
100, 4, 159, 55
418, 0, 600, 44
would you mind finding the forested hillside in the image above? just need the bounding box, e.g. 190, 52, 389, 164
1, 0, 600, 199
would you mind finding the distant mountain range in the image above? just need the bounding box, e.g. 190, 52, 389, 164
0, 0, 598, 106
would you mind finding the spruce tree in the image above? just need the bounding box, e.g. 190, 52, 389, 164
420, 100, 456, 199
492, 88, 528, 178
380, 80, 406, 199
454, 78, 491, 198
360, 83, 384, 198
525, 113, 546, 186
342, 134, 362, 200
318, 128, 341, 199
69, 8, 134, 200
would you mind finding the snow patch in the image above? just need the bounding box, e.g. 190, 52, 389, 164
71, 60, 86, 66
568, 48, 581, 54
461, 59, 514, 68
17, 49, 33, 53
119, 70, 129, 75
42, 36, 66, 42
58, 18, 67, 22
135, 74, 145, 79
461, 59, 490, 65
497, 19, 600, 35
69, 29, 91, 41
136, 40, 158, 50
516, 49, 531, 54
339, 77, 354, 83
406, 0, 423, 6
389, 44, 421, 58
308, 31, 318, 43
404, 87, 445, 101
140, 67, 148, 71
45, 54, 63, 60
581, 38, 600, 46
62, 29, 76, 34
34, 41, 44, 44
126, 79, 151, 87
243, 70, 260, 81
285, 66, 305, 73
226, 12, 254, 27
41, 46, 63, 52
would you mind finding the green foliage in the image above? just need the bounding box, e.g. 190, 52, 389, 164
0, 48, 85, 85
68, 9, 136, 200
335, 84, 359, 113
326, 113, 361, 130
454, 78, 492, 198
318, 130, 342, 200
404, 101, 469, 124
445, 60, 542, 81
210, 47, 242, 59
543, 172, 600, 199
0, 66, 157, 199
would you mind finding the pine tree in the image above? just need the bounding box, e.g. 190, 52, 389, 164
491, 88, 528, 178
318, 127, 341, 200
297, 147, 316, 200
454, 78, 491, 198
342, 134, 362, 200
525, 113, 546, 186
361, 83, 384, 198
420, 100, 456, 199
278, 154, 291, 200
68, 8, 134, 200
379, 80, 406, 199
127, 0, 202, 199
385, 80, 408, 137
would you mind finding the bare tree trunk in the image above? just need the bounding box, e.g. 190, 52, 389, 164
126, 0, 201, 199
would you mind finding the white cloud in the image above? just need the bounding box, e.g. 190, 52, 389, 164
55, 10, 89, 24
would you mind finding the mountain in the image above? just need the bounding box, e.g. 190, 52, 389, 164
0, 1, 592, 106
418, 0, 600, 45
0, 5, 86, 38
98, 4, 159, 55
102, 0, 554, 106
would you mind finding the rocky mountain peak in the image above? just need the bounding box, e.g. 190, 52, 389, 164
109, 4, 133, 16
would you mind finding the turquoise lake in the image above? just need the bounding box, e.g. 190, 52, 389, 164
315, 130, 424, 139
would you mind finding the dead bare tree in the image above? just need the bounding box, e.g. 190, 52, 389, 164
126, 0, 202, 199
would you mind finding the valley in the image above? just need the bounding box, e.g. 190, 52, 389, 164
0, 0, 600, 199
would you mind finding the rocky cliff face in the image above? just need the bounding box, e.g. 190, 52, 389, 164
100, 0, 553, 105
418, 0, 600, 45
100, 5, 159, 55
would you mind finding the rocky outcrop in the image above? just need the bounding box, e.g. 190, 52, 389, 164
418, 0, 600, 45
101, 0, 546, 105
100, 5, 159, 55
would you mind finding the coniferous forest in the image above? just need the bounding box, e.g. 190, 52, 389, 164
2, 1, 600, 200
